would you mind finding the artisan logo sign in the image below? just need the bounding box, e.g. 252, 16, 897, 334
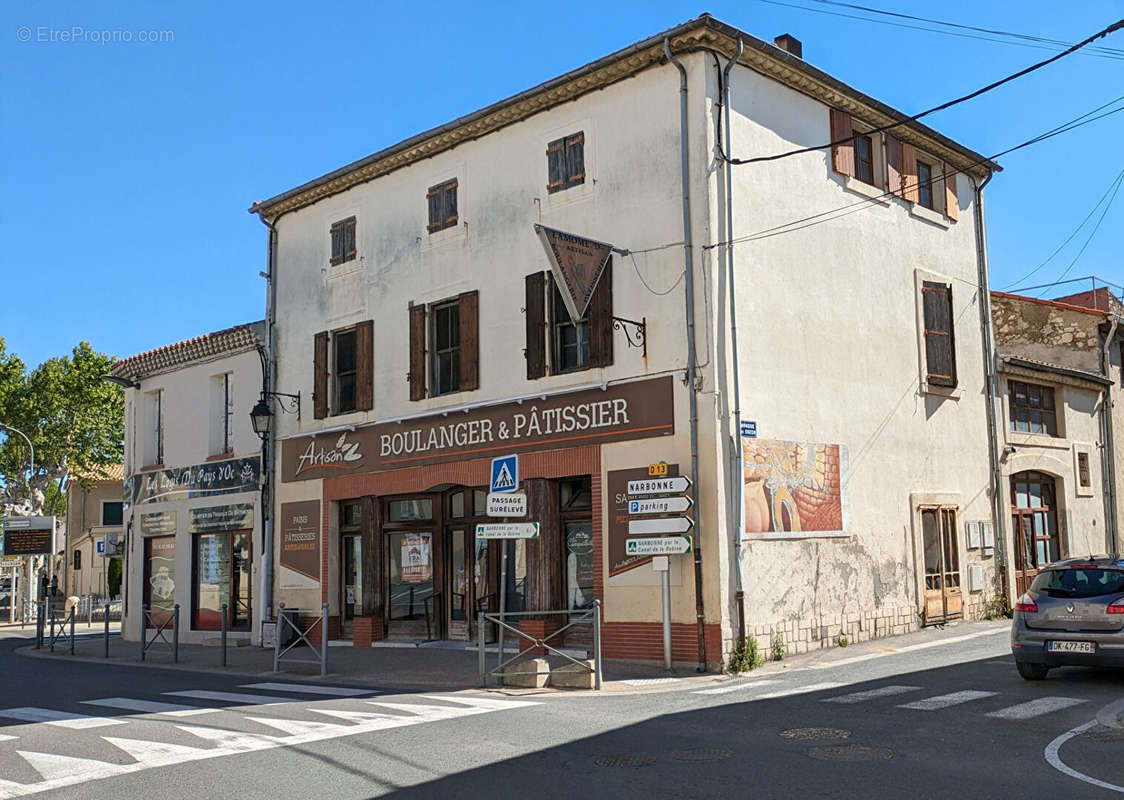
281, 376, 675, 482
295, 433, 363, 477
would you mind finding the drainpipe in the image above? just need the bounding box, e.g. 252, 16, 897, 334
721, 40, 747, 647
971, 173, 1008, 600
255, 211, 282, 637
664, 38, 707, 672
1101, 315, 1119, 552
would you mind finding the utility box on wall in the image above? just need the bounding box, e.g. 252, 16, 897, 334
967, 564, 984, 593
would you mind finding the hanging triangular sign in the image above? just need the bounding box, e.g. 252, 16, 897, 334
534, 224, 614, 323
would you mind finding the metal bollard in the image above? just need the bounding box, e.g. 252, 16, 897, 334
104, 604, 110, 658
478, 612, 486, 687
593, 599, 603, 691
273, 602, 284, 672
35, 603, 44, 649
320, 602, 328, 676
172, 604, 180, 664
88, 596, 93, 628
140, 603, 148, 661
49, 605, 56, 653
220, 603, 228, 667
69, 611, 75, 655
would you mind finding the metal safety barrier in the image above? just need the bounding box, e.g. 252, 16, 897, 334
140, 603, 179, 663
478, 599, 602, 690
273, 602, 328, 677
48, 607, 76, 655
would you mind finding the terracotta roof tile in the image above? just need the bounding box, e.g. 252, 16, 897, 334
112, 321, 265, 381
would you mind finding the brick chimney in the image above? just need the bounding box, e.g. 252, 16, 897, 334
774, 33, 803, 59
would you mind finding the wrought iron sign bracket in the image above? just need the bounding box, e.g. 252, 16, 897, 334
264, 390, 301, 418
612, 316, 647, 358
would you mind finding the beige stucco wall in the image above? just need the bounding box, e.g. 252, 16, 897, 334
64, 480, 123, 597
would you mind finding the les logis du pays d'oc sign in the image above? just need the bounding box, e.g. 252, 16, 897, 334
280, 376, 674, 482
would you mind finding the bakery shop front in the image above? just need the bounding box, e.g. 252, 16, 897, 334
276, 376, 674, 647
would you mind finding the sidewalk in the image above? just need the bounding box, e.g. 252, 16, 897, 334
15, 617, 1013, 695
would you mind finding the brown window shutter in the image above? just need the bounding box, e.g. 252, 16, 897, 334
943, 163, 959, 221
525, 272, 546, 379
901, 143, 920, 204
409, 303, 427, 401
313, 331, 329, 419
458, 290, 479, 391
829, 109, 855, 177
885, 135, 903, 198
588, 258, 614, 368
922, 281, 957, 387
355, 319, 373, 411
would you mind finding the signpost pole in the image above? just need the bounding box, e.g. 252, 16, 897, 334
661, 566, 672, 671
497, 541, 507, 673
104, 603, 110, 659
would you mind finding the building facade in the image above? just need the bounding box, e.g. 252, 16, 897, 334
113, 323, 265, 645
63, 466, 125, 599
251, 15, 1002, 665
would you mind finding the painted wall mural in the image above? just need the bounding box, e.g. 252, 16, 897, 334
744, 440, 848, 535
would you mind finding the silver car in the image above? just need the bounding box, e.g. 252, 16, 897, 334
1011, 555, 1124, 680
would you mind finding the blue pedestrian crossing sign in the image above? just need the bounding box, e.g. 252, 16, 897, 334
490, 455, 519, 493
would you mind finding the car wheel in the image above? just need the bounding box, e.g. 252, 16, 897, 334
1016, 662, 1049, 681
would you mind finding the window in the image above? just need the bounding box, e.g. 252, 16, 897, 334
552, 283, 590, 372
102, 501, 123, 527
73, 549, 82, 571
334, 328, 358, 414
143, 389, 163, 466
426, 179, 458, 234
1078, 452, 1091, 488
330, 216, 356, 266
1008, 380, 1057, 435
560, 477, 593, 612
854, 133, 874, 185
209, 372, 234, 456
547, 132, 585, 193
408, 293, 479, 400
921, 281, 957, 388
1011, 472, 1060, 580
917, 159, 934, 209
192, 531, 251, 631
432, 301, 461, 396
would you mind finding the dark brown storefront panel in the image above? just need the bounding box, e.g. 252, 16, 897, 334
282, 376, 673, 483
606, 464, 680, 577
279, 500, 320, 581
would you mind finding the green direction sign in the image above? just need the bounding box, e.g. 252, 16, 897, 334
625, 535, 692, 556
475, 522, 540, 539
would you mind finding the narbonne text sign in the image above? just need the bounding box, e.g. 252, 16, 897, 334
475, 523, 540, 540
625, 536, 693, 556
627, 476, 691, 496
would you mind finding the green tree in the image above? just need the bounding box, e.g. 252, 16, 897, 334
0, 338, 124, 517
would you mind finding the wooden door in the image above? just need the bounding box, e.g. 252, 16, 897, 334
921, 507, 962, 624
1011, 473, 1060, 595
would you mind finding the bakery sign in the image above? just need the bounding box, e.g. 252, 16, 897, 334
282, 376, 675, 482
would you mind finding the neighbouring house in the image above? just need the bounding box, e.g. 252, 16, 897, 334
248, 14, 1002, 666
63, 465, 125, 600
112, 322, 265, 645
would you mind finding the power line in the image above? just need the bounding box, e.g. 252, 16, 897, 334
703, 96, 1124, 249
1038, 172, 1124, 293
724, 16, 1124, 166
766, 0, 1124, 59
1000, 165, 1124, 290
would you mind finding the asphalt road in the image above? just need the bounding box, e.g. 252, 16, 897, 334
1, 625, 1122, 799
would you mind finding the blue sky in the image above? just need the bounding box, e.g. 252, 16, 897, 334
2, 1, 1122, 369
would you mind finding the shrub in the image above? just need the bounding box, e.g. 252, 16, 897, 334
727, 635, 764, 673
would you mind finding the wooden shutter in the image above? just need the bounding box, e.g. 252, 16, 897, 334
444, 180, 458, 227
313, 331, 329, 419
829, 109, 855, 177
922, 281, 957, 387
565, 132, 585, 186
901, 142, 920, 203
525, 272, 546, 379
426, 186, 441, 233
355, 319, 373, 411
330, 225, 342, 266
409, 303, 427, 401
885, 135, 903, 198
588, 258, 614, 368
546, 138, 565, 192
458, 290, 479, 391
943, 163, 959, 221
344, 218, 356, 260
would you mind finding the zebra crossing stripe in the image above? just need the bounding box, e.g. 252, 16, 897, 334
0, 708, 126, 729
822, 685, 921, 704
898, 690, 997, 711
81, 698, 217, 717
694, 680, 781, 695
0, 734, 16, 742
103, 736, 209, 763
754, 682, 843, 700
987, 697, 1086, 720
164, 690, 294, 705
18, 750, 121, 782
239, 683, 372, 697
245, 717, 352, 737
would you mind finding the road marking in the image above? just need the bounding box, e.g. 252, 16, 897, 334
1045, 720, 1124, 794
810, 629, 1008, 669
103, 737, 209, 763
754, 682, 843, 700
988, 697, 1086, 720
18, 751, 121, 782
899, 690, 997, 711
163, 691, 295, 706
80, 698, 217, 717
620, 678, 681, 686
239, 683, 372, 697
0, 708, 126, 729
175, 725, 279, 752
310, 709, 395, 723
693, 680, 781, 696
1096, 698, 1124, 730
822, 685, 921, 704
0, 735, 16, 742
246, 717, 352, 736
